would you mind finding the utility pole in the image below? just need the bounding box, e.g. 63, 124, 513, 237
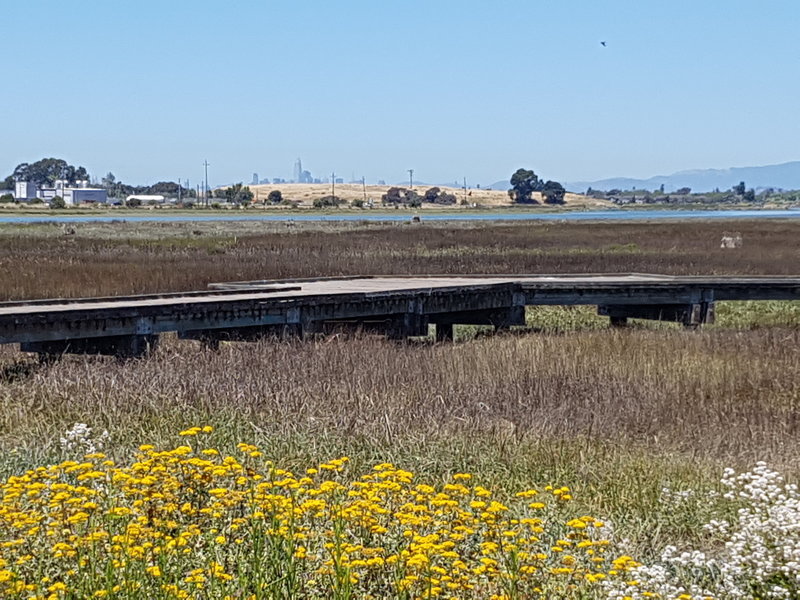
362, 176, 367, 202
463, 177, 468, 205
203, 160, 210, 207
331, 172, 336, 199
177, 178, 181, 204
407, 169, 414, 190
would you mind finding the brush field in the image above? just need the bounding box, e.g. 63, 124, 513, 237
0, 218, 799, 599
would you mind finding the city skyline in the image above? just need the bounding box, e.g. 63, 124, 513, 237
4, 1, 800, 187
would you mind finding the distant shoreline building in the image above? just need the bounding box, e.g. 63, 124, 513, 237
14, 180, 107, 205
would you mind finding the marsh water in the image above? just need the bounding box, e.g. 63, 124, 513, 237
0, 209, 799, 224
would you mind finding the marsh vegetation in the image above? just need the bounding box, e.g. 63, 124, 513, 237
0, 219, 798, 598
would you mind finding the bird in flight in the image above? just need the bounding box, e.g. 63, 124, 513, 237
600, 41, 607, 47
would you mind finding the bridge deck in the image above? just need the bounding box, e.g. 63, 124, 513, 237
1, 274, 799, 356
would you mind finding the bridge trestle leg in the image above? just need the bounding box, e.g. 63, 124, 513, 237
21, 334, 160, 360
435, 323, 454, 342
386, 314, 429, 341
598, 302, 716, 328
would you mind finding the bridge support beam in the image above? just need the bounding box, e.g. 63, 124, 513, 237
179, 324, 307, 348
386, 313, 430, 340
435, 323, 454, 342
430, 306, 526, 341
599, 302, 715, 328
21, 334, 160, 360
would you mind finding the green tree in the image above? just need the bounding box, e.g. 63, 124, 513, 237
267, 190, 283, 204
423, 187, 441, 202
49, 196, 66, 209
8, 158, 88, 187
542, 180, 566, 204
508, 168, 543, 203
381, 187, 420, 206
313, 195, 342, 208
733, 181, 746, 195
222, 183, 255, 205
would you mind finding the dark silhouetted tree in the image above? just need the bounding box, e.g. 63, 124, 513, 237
424, 187, 441, 202
542, 180, 566, 204
508, 168, 542, 203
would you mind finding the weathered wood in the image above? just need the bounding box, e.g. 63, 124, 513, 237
21, 334, 159, 359
598, 302, 716, 326
1, 274, 799, 357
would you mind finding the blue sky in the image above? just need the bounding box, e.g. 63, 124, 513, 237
3, 1, 800, 187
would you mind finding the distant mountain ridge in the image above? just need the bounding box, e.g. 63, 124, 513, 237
563, 161, 800, 193
485, 161, 800, 194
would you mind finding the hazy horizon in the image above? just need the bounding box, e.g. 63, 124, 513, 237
4, 1, 800, 187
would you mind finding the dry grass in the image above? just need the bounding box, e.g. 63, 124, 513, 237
0, 219, 798, 300
246, 182, 608, 209
2, 329, 797, 467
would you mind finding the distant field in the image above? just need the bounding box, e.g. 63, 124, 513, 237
247, 182, 612, 209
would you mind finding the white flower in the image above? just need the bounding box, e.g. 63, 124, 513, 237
606, 463, 800, 600
60, 422, 109, 454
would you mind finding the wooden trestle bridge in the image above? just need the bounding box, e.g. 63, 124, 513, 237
1, 274, 799, 358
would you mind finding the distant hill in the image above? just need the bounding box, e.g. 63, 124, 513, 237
485, 180, 511, 191
563, 161, 800, 193
482, 161, 800, 194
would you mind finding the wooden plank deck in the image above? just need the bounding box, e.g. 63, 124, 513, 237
1, 274, 799, 357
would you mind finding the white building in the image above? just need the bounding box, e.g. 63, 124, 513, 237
126, 194, 165, 204
14, 180, 107, 205
14, 181, 37, 201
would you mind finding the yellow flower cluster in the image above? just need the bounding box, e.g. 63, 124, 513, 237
0, 429, 634, 599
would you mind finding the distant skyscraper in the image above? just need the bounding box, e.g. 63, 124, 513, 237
252, 173, 258, 185
293, 158, 302, 183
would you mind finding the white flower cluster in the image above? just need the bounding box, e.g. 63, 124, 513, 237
59, 422, 109, 455
660, 486, 696, 503
660, 485, 721, 507
606, 462, 800, 600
